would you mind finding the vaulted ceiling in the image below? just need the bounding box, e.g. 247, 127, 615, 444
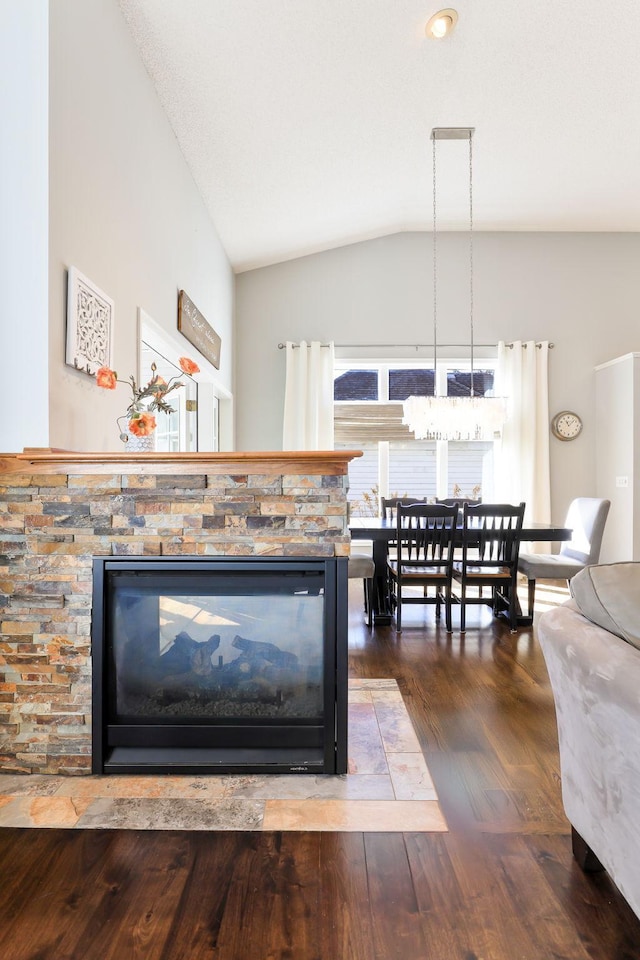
119, 0, 640, 272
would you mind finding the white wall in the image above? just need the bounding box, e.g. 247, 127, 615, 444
596, 354, 640, 562
0, 0, 49, 450
48, 0, 234, 452
236, 231, 640, 523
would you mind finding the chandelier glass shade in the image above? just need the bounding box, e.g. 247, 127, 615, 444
403, 127, 507, 442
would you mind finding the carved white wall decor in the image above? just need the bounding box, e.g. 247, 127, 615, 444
66, 267, 114, 375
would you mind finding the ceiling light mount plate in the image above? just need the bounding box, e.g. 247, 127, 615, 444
431, 127, 475, 140
426, 8, 458, 39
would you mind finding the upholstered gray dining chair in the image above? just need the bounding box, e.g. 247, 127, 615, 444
517, 497, 611, 619
348, 552, 375, 627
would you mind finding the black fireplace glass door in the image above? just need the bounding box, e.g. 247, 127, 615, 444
107, 572, 325, 724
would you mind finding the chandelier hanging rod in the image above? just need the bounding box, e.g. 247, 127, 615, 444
431, 127, 476, 394
277, 342, 554, 350
403, 125, 504, 441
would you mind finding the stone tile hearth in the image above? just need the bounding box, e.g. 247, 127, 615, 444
0, 680, 447, 832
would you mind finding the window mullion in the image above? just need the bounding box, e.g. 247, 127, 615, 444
435, 361, 447, 397
436, 440, 448, 499
378, 441, 390, 502
378, 367, 390, 506
435, 360, 447, 498
380, 365, 389, 401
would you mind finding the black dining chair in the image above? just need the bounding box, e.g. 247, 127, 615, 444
436, 497, 481, 518
452, 501, 526, 633
380, 496, 428, 520
387, 503, 458, 633
436, 498, 482, 542
380, 496, 427, 559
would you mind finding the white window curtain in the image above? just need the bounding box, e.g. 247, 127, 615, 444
282, 340, 335, 450
494, 340, 551, 529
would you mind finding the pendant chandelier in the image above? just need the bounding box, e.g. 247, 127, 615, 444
402, 127, 507, 441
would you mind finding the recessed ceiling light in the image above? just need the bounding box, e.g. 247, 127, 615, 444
426, 8, 458, 39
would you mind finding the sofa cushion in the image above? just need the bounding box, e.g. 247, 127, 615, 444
570, 562, 640, 651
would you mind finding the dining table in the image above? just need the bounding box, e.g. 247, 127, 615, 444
349, 515, 573, 627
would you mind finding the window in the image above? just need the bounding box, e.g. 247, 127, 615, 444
140, 343, 198, 452
139, 309, 226, 453
334, 359, 497, 516
334, 369, 378, 401
388, 368, 434, 399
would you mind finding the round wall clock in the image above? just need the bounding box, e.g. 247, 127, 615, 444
551, 410, 583, 441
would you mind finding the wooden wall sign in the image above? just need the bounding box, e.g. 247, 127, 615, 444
177, 290, 221, 369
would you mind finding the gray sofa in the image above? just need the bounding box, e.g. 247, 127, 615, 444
538, 563, 640, 921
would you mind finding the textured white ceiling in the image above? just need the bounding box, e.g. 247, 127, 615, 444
118, 0, 640, 272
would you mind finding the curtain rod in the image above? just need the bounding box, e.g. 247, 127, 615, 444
277, 341, 555, 350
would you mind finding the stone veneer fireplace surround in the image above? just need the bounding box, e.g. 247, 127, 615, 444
0, 449, 360, 776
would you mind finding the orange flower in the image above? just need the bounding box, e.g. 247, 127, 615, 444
149, 375, 168, 393
98, 361, 187, 443
96, 366, 117, 390
128, 412, 157, 437
179, 356, 200, 375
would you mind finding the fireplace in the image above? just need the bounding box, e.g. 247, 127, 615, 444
91, 556, 348, 775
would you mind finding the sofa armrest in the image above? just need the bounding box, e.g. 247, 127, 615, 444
538, 602, 640, 920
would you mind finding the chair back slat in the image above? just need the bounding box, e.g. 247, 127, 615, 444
436, 498, 482, 507
397, 503, 458, 565
436, 497, 482, 521
462, 502, 525, 567
381, 496, 427, 520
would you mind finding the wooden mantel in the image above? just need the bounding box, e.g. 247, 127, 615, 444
0, 449, 363, 477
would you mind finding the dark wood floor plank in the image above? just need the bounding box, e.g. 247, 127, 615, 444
0, 829, 121, 960
0, 828, 76, 930
317, 832, 376, 960
523, 834, 640, 960
439, 831, 545, 960
71, 831, 191, 960
213, 832, 322, 960
52, 830, 191, 960
363, 833, 429, 960
483, 832, 596, 960
159, 832, 247, 960
404, 833, 477, 960
257, 832, 322, 960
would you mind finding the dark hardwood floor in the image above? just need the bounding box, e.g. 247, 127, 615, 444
1, 587, 639, 959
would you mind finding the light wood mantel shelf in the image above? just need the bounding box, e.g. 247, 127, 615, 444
0, 449, 363, 477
